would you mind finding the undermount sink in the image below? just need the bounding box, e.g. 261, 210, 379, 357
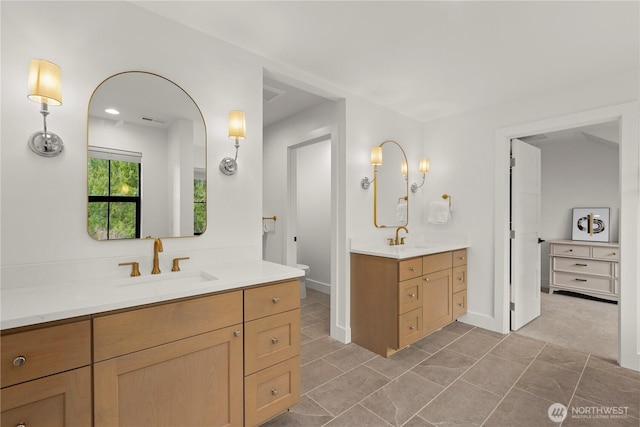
114, 270, 218, 291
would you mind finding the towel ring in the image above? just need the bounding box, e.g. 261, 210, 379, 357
442, 194, 452, 209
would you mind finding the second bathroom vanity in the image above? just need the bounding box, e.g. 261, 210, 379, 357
351, 243, 468, 357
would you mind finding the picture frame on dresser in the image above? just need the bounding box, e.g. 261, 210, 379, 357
571, 207, 610, 242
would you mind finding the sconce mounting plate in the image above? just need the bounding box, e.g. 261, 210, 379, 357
28, 131, 64, 157
220, 157, 237, 175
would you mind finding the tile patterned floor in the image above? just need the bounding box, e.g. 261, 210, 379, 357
264, 289, 640, 427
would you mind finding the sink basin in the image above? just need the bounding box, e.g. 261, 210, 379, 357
114, 270, 218, 291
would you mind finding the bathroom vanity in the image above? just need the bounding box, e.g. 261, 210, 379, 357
0, 261, 302, 427
351, 244, 468, 357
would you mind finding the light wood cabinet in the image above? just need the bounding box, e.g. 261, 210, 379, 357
0, 320, 92, 427
351, 249, 468, 357
548, 240, 619, 301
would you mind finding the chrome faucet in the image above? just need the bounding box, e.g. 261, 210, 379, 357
151, 237, 163, 274
394, 226, 408, 246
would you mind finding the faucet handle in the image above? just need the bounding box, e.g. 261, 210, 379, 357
388, 238, 396, 246
171, 257, 190, 272
119, 261, 141, 277
400, 237, 406, 245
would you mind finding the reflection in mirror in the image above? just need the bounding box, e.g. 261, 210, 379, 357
87, 72, 206, 240
374, 140, 409, 228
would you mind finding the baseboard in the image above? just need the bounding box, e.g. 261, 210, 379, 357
457, 311, 505, 334
306, 279, 330, 294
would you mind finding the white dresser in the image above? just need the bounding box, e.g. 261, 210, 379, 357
548, 240, 619, 301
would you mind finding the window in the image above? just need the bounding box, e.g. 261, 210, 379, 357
88, 147, 141, 240
194, 169, 206, 235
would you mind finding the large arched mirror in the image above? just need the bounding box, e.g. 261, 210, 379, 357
374, 140, 409, 228
87, 71, 206, 240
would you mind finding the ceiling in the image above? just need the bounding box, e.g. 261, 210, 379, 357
133, 1, 638, 124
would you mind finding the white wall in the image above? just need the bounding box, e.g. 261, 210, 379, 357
538, 136, 620, 286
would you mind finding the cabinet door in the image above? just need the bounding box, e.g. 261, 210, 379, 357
1, 366, 91, 427
94, 325, 243, 427
422, 269, 453, 335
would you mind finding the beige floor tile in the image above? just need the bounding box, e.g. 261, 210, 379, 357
410, 328, 460, 354
301, 336, 348, 364
445, 330, 503, 360
323, 344, 378, 372
324, 404, 392, 427
366, 346, 430, 379
483, 387, 558, 427
490, 334, 546, 365
515, 360, 581, 405
574, 366, 640, 419
461, 353, 527, 395
442, 320, 474, 335
411, 349, 475, 387
402, 416, 436, 426
535, 343, 589, 373
587, 356, 640, 381
262, 396, 333, 427
301, 358, 344, 395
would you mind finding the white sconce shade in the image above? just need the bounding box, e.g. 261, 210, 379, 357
28, 59, 62, 106
401, 161, 408, 176
370, 146, 382, 165
228, 110, 246, 139
419, 158, 430, 174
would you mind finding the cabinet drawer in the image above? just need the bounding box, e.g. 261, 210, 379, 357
398, 308, 423, 349
245, 309, 300, 375
399, 258, 422, 281
453, 291, 467, 318
553, 257, 614, 276
552, 272, 615, 294
452, 265, 467, 293
592, 246, 620, 261
453, 249, 467, 267
1, 320, 91, 388
245, 280, 300, 321
551, 244, 590, 258
1, 366, 92, 427
398, 277, 422, 314
423, 252, 452, 275
245, 356, 300, 427
94, 291, 243, 362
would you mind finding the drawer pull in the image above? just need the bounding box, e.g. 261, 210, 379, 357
423, 277, 429, 282
575, 278, 588, 282
16, 423, 26, 427
12, 355, 26, 367
272, 297, 280, 304
409, 266, 416, 272
409, 293, 416, 299
458, 277, 464, 281
271, 388, 279, 396
409, 325, 415, 330
457, 302, 464, 307
575, 263, 588, 267
611, 252, 617, 256
234, 329, 241, 337
459, 256, 465, 260
271, 337, 279, 344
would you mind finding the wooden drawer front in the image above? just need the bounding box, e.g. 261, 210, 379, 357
399, 258, 422, 281
452, 265, 467, 293
551, 244, 590, 258
94, 291, 243, 362
245, 356, 301, 427
453, 249, 467, 267
398, 277, 422, 315
398, 308, 423, 349
553, 258, 614, 276
245, 280, 300, 322
423, 252, 452, 275
245, 309, 300, 375
453, 291, 467, 318
1, 366, 92, 427
592, 246, 620, 260
552, 272, 615, 294
1, 320, 91, 388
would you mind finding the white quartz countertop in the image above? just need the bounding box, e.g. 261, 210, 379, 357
1, 260, 304, 330
350, 241, 469, 259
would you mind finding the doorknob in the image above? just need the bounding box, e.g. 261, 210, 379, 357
538, 238, 545, 244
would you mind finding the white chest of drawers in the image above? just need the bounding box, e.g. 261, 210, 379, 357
548, 240, 619, 301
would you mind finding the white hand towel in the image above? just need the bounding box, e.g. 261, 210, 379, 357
262, 219, 275, 234
395, 198, 407, 223
428, 201, 450, 224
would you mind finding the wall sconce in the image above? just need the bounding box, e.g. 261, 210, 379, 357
410, 158, 430, 193
219, 110, 246, 175
361, 146, 382, 189
27, 59, 63, 157
401, 161, 408, 179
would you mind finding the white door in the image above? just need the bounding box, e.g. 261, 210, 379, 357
510, 138, 542, 330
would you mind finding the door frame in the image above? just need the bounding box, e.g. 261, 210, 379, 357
493, 102, 639, 369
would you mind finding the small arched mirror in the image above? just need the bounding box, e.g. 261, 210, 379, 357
87, 72, 206, 240
374, 140, 409, 228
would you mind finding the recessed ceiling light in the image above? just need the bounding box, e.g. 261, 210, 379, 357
105, 108, 120, 115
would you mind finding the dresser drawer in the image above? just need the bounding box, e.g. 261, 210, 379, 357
399, 258, 422, 281
452, 265, 467, 293
245, 356, 300, 427
1, 320, 91, 388
398, 308, 423, 349
245, 280, 300, 321
245, 309, 300, 375
398, 277, 422, 314
551, 244, 590, 258
453, 249, 467, 267
553, 257, 614, 276
423, 252, 452, 275
552, 272, 615, 294
592, 246, 620, 260
453, 291, 467, 318
94, 291, 243, 362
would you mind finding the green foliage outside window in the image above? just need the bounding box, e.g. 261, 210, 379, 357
194, 178, 206, 235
